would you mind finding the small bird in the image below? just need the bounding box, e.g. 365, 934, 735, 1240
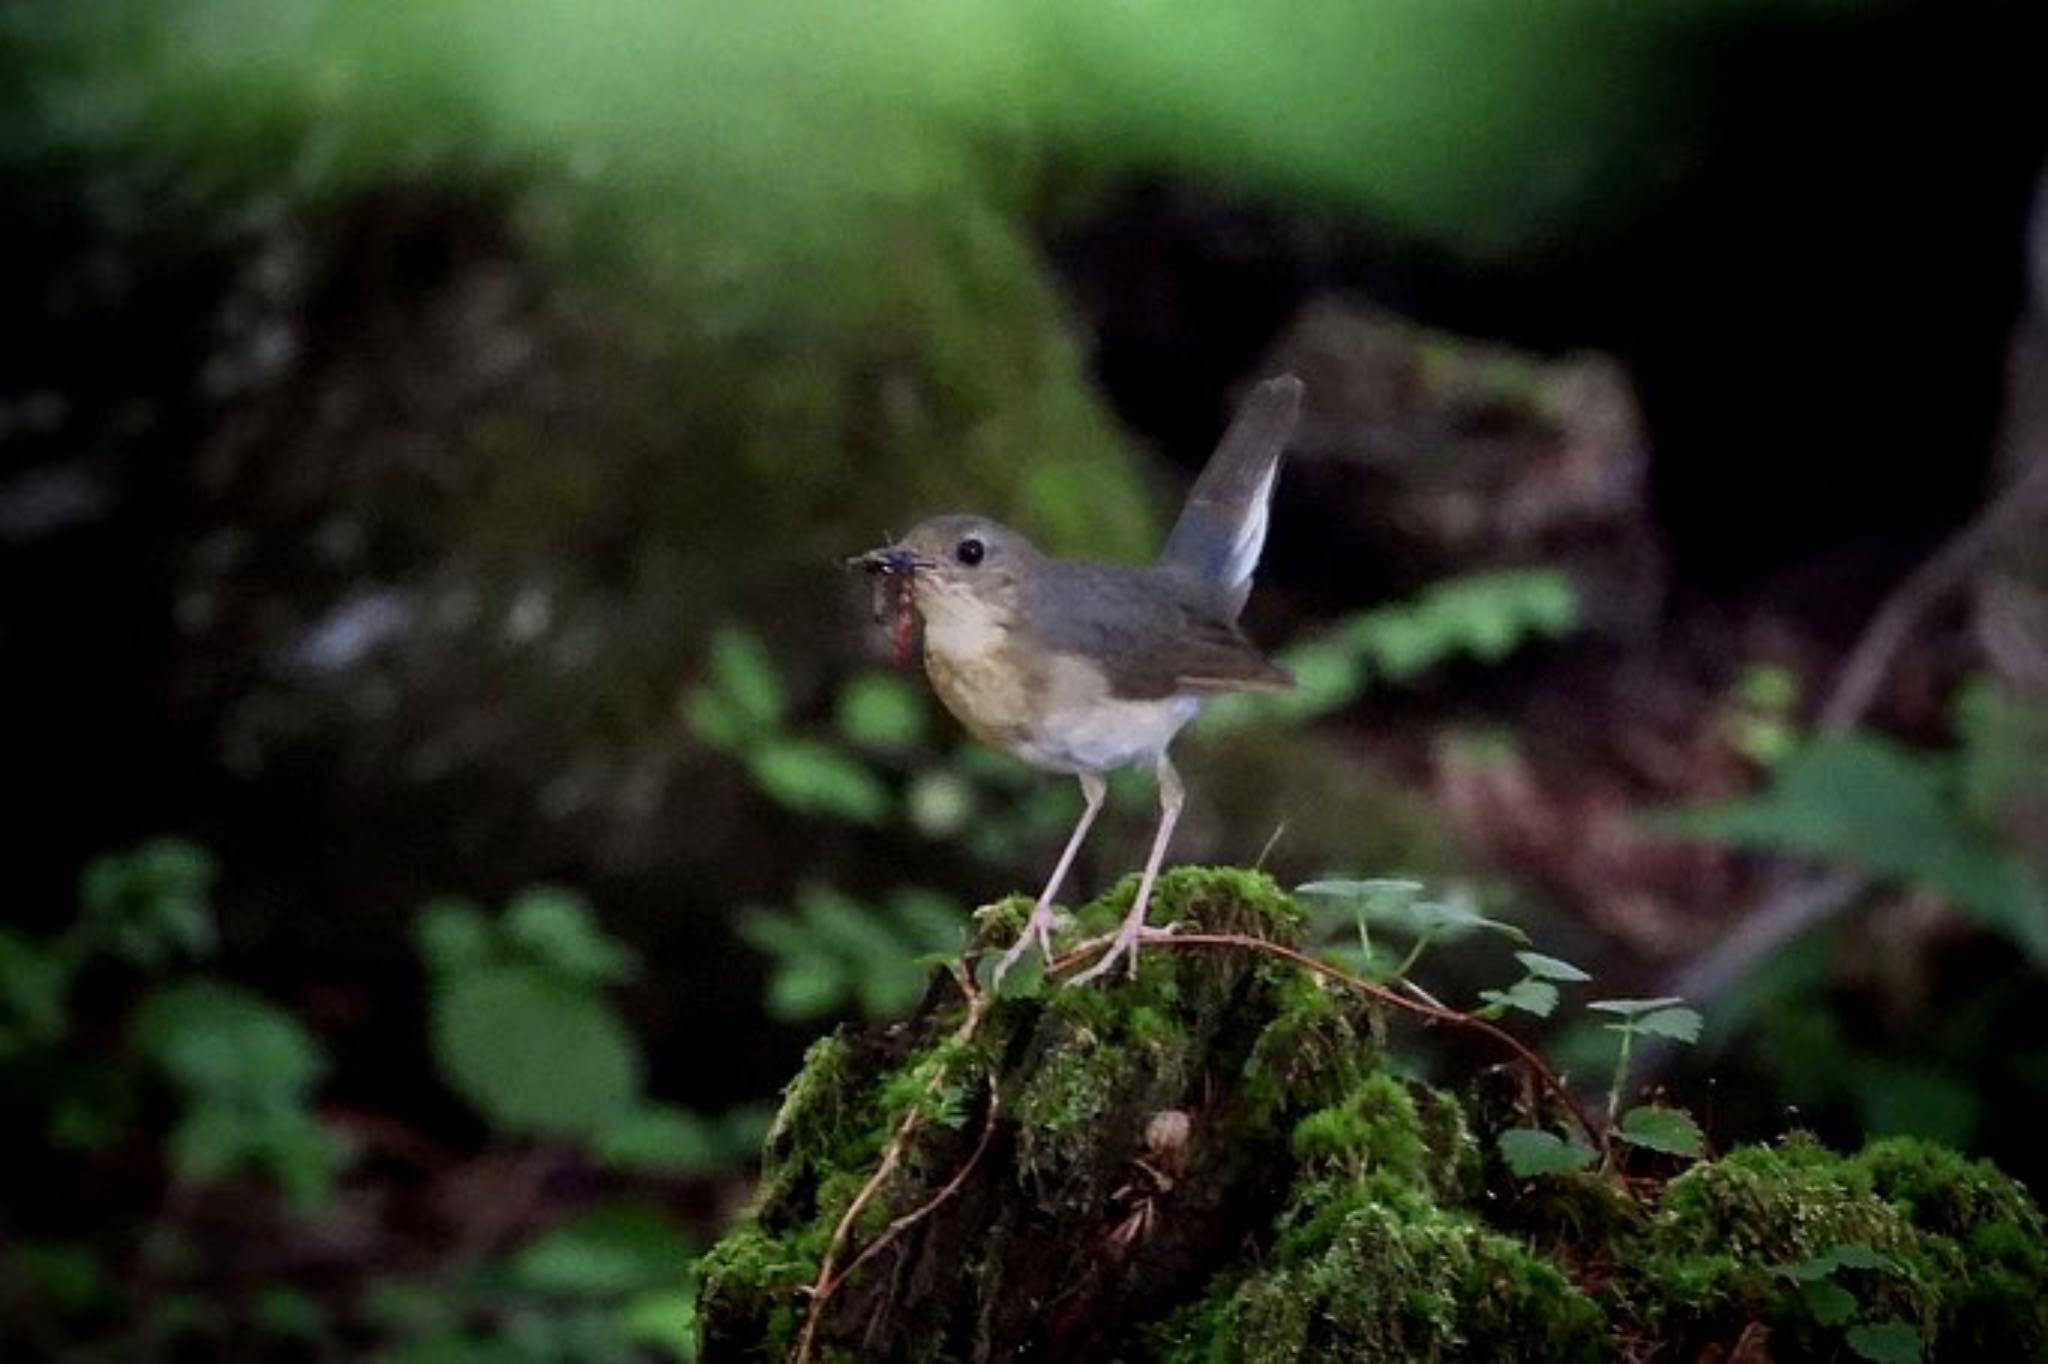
854, 376, 1302, 984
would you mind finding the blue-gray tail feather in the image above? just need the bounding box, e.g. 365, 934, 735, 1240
1158, 374, 1302, 620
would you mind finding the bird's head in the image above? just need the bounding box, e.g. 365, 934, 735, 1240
850, 515, 1042, 645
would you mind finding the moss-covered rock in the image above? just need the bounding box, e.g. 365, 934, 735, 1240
697, 869, 2048, 1362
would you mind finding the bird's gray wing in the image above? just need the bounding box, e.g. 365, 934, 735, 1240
1029, 562, 1293, 700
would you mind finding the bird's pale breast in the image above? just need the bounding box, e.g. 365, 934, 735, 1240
925, 633, 1197, 776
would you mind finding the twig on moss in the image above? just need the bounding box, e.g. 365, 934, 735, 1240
794, 960, 995, 1364
1052, 931, 1615, 1170
834, 1090, 1002, 1295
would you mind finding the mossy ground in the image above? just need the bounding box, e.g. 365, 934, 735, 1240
698, 869, 2048, 1362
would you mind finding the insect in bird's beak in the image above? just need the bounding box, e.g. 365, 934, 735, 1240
845, 545, 930, 576
847, 544, 925, 669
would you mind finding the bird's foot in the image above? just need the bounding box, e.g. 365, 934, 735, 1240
991, 900, 1063, 989
1065, 917, 1182, 987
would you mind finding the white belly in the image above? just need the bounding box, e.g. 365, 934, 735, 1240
1011, 677, 1200, 775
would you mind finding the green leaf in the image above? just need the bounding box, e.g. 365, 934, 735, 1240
255, 1286, 329, 1341
504, 887, 637, 984
161, 1099, 347, 1209
134, 981, 327, 1104
414, 899, 494, 977
511, 1205, 692, 1299
886, 888, 965, 953
431, 965, 642, 1136
1587, 996, 1687, 1017
1297, 878, 1427, 903
1658, 734, 2048, 961
596, 1105, 727, 1176
1497, 1127, 1598, 1177
1801, 1278, 1859, 1326
9, 1242, 112, 1316
623, 1284, 699, 1361
78, 839, 218, 969
1631, 1007, 1704, 1044
1830, 1245, 1894, 1272
682, 687, 750, 752
1514, 950, 1591, 982
1404, 897, 1526, 943
1616, 1105, 1703, 1157
836, 672, 927, 752
708, 627, 784, 728
1736, 663, 1800, 712
748, 739, 890, 823
0, 927, 71, 1045
1846, 1320, 1923, 1364
1269, 640, 1367, 722
763, 955, 847, 1021
1479, 979, 1559, 1018
1774, 1254, 1843, 1282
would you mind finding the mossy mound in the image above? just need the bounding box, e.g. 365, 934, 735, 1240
697, 869, 2048, 1362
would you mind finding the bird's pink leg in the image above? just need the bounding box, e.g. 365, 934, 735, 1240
992, 771, 1106, 987
1069, 756, 1185, 986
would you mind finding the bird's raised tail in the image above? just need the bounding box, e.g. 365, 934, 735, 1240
1157, 374, 1303, 621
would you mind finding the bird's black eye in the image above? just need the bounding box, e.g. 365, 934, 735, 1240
955, 537, 986, 567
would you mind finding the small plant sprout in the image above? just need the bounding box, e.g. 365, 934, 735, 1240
1477, 950, 1592, 1021
1587, 995, 1706, 1163
1296, 878, 1524, 983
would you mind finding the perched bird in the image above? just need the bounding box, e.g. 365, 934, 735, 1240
854, 376, 1302, 983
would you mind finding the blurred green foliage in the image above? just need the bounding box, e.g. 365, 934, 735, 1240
1657, 677, 2048, 1154
1661, 729, 2048, 962
8, 0, 1759, 252
740, 884, 963, 1021
1205, 568, 1582, 732
1, 850, 782, 1361
0, 840, 347, 1203
418, 888, 767, 1166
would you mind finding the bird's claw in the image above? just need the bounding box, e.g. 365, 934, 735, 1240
991, 902, 1062, 989
1066, 920, 1182, 987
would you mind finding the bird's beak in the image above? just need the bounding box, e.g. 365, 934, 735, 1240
847, 544, 932, 575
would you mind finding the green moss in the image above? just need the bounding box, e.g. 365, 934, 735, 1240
1853, 1135, 2045, 1243
698, 1010, 1006, 1357
1292, 1073, 1431, 1195
1655, 1136, 1909, 1264
1008, 869, 1323, 1199
972, 892, 1036, 942
704, 870, 2048, 1362
694, 1222, 818, 1360
1851, 1138, 2048, 1359
1159, 1065, 1603, 1363
1241, 970, 1377, 1117
1165, 1202, 1608, 1363
761, 1033, 859, 1175
1626, 1133, 2048, 1361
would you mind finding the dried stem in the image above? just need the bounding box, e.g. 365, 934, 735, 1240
793, 961, 995, 1364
